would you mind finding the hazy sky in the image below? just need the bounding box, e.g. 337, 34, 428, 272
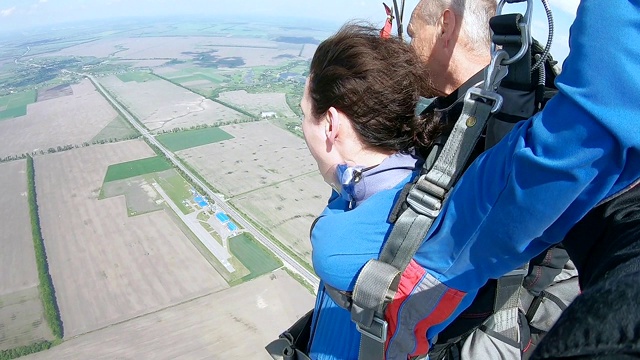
0, 0, 579, 61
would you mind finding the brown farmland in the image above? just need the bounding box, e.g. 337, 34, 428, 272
35, 140, 228, 338
218, 90, 298, 118
99, 75, 249, 131
25, 270, 314, 360
232, 172, 329, 264
178, 121, 318, 197
0, 80, 118, 158
47, 37, 311, 67
0, 160, 54, 350
177, 121, 328, 265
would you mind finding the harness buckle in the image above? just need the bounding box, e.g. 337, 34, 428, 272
356, 315, 388, 343
495, 0, 533, 65
406, 175, 444, 219
466, 87, 504, 114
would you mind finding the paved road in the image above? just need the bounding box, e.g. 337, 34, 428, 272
86, 75, 320, 290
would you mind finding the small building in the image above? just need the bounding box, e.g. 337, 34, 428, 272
260, 111, 278, 119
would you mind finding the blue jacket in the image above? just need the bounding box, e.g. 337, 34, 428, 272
308, 153, 421, 360
403, 0, 640, 357
309, 1, 640, 358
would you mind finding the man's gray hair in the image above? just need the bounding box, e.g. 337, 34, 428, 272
422, 0, 496, 53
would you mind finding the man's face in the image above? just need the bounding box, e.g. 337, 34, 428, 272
408, 2, 438, 67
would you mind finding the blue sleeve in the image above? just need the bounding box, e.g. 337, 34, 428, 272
414, 0, 640, 292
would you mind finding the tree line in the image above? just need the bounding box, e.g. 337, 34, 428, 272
26, 155, 64, 340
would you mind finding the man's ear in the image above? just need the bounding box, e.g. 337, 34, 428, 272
325, 107, 340, 144
439, 8, 457, 46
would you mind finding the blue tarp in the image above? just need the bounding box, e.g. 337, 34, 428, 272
198, 200, 208, 207
216, 212, 230, 223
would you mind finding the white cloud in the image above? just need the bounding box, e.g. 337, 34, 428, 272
552, 0, 579, 16
39, 0, 49, 3
0, 6, 16, 17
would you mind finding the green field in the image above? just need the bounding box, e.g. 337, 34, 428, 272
116, 72, 158, 83
172, 73, 227, 84
156, 127, 234, 151
229, 233, 282, 283
155, 171, 193, 214
103, 156, 172, 183
90, 115, 139, 143
0, 90, 36, 120
161, 67, 229, 82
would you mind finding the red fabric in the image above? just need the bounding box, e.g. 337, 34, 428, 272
384, 260, 425, 352
380, 3, 394, 38
410, 288, 466, 357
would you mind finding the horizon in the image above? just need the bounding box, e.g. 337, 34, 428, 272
1, 0, 579, 62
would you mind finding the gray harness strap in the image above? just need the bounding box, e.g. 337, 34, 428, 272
487, 265, 529, 346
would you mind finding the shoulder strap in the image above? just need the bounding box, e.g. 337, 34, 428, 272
352, 89, 499, 359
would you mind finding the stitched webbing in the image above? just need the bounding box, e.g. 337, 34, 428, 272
350, 96, 495, 360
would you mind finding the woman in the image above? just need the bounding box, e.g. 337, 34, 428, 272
300, 24, 440, 360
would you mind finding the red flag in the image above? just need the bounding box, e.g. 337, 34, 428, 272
380, 3, 394, 38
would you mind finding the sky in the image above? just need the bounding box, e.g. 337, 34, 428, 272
0, 0, 579, 61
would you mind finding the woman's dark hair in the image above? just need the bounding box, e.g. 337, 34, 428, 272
309, 23, 442, 157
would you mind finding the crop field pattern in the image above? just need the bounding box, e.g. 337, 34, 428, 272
178, 121, 318, 196
99, 75, 249, 131
229, 233, 283, 283
34, 140, 227, 338
177, 121, 329, 265
0, 160, 54, 351
233, 173, 329, 265
0, 80, 118, 158
24, 270, 314, 360
156, 127, 234, 151
217, 90, 298, 118
0, 90, 36, 120
102, 156, 173, 183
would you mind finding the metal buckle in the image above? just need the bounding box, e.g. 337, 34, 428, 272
356, 316, 388, 343
465, 87, 504, 114
406, 177, 443, 219
495, 0, 533, 65
483, 50, 510, 92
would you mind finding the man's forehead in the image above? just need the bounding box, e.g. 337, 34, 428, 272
408, 2, 425, 27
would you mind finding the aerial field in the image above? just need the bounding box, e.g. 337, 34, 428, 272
156, 127, 234, 151
89, 115, 139, 143
99, 75, 248, 131
24, 270, 314, 360
232, 172, 329, 265
47, 36, 308, 67
217, 90, 298, 118
102, 155, 173, 182
116, 71, 158, 83
0, 80, 118, 158
34, 140, 228, 338
177, 121, 318, 197
0, 89, 36, 120
36, 84, 73, 102
0, 160, 54, 351
229, 233, 283, 283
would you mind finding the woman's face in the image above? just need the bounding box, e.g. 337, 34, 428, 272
301, 79, 338, 186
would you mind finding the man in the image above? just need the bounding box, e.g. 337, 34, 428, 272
405, 1, 577, 358
402, 0, 640, 359
407, 0, 494, 95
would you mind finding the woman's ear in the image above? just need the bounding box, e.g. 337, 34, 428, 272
325, 107, 341, 144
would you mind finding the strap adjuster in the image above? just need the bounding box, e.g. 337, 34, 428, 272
406, 175, 444, 219
356, 316, 388, 343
